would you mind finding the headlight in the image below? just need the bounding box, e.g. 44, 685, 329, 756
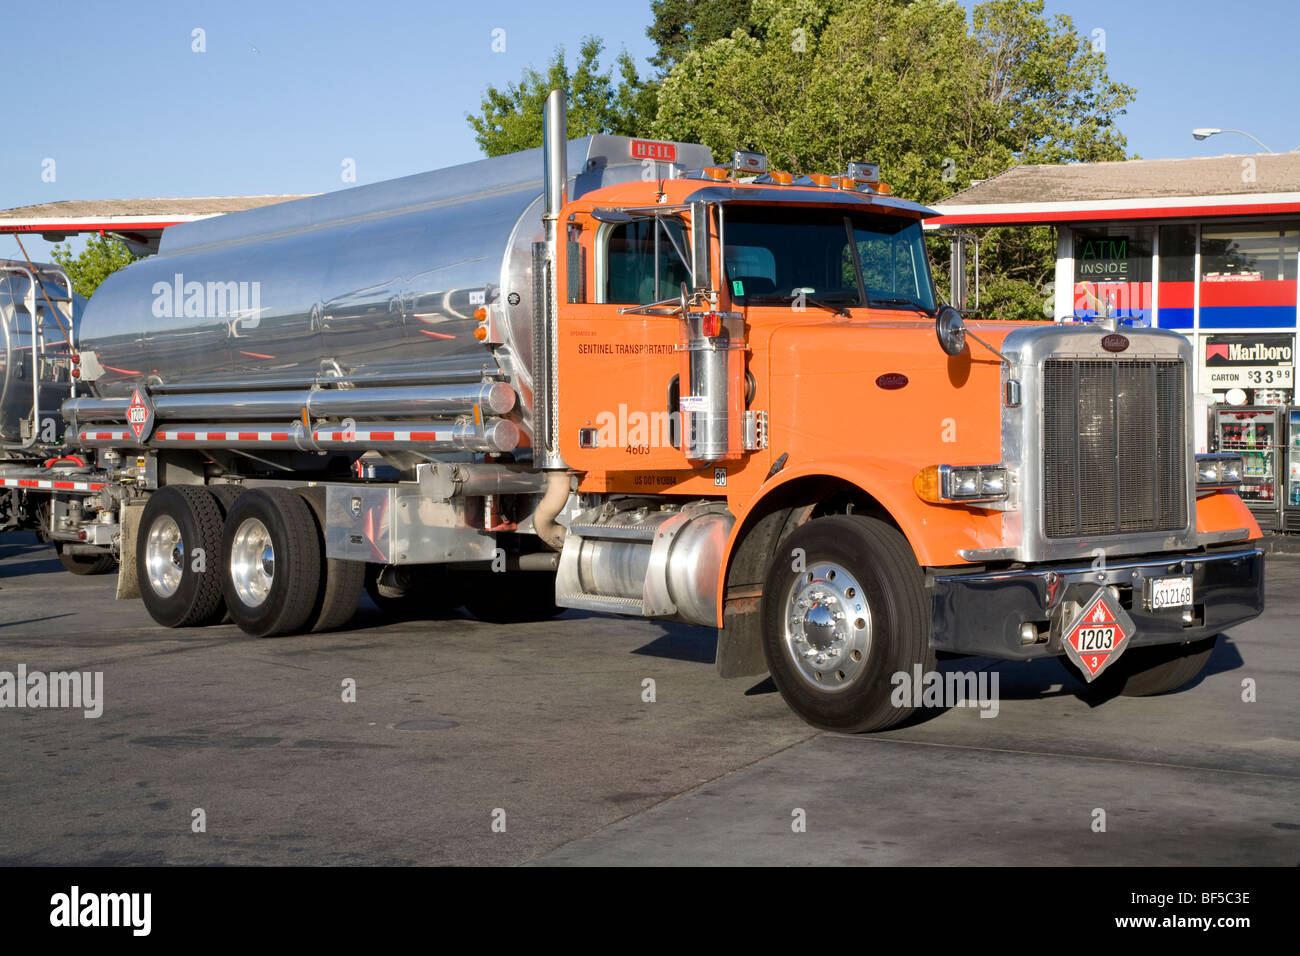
914, 464, 1009, 503
1195, 454, 1244, 490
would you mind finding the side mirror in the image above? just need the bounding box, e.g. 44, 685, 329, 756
690, 201, 713, 292
936, 305, 967, 356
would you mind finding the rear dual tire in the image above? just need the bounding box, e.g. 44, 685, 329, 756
136, 484, 364, 637
136, 485, 227, 627
220, 488, 322, 638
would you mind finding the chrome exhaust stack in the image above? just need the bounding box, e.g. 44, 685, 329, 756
536, 88, 567, 472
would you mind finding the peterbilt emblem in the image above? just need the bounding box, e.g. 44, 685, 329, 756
875, 373, 909, 390
1101, 333, 1130, 353
350, 496, 362, 518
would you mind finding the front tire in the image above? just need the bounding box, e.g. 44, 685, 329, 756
221, 488, 321, 638
761, 515, 934, 733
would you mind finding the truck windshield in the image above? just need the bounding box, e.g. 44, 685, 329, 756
723, 207, 937, 313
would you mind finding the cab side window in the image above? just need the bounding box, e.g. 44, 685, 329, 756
603, 219, 690, 304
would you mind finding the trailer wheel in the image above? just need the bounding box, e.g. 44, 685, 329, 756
463, 571, 560, 623
297, 487, 364, 633
760, 515, 934, 733
56, 543, 118, 576
221, 488, 321, 638
136, 486, 227, 628
1067, 635, 1218, 697
207, 485, 247, 624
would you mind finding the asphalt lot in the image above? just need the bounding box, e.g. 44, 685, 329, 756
0, 530, 1296, 866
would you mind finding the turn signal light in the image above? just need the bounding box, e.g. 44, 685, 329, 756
473, 326, 488, 341
914, 464, 1009, 504
701, 312, 722, 337
473, 306, 488, 321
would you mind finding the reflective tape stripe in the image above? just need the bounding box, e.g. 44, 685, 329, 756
0, 478, 105, 492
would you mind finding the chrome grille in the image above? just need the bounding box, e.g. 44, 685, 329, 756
1042, 358, 1186, 538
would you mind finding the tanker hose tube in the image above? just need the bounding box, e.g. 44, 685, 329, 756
533, 471, 570, 551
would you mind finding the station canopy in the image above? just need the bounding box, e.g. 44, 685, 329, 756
927, 152, 1300, 228
0, 195, 314, 254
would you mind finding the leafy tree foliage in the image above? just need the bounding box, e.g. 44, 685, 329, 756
467, 38, 656, 157
49, 235, 141, 299
646, 0, 756, 71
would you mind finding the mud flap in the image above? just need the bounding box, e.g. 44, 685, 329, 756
717, 596, 769, 678
115, 499, 144, 600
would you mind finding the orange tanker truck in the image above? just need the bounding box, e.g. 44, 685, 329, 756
0, 90, 1263, 731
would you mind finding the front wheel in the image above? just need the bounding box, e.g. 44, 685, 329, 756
761, 515, 934, 733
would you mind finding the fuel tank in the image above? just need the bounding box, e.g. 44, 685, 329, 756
0, 261, 82, 446
77, 136, 713, 445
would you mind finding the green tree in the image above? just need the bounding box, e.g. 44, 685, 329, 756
646, 0, 756, 71
467, 37, 657, 157
650, 0, 1132, 318
49, 234, 140, 299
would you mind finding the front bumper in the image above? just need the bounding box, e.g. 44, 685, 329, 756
928, 546, 1264, 660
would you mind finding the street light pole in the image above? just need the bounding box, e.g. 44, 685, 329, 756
1190, 128, 1276, 153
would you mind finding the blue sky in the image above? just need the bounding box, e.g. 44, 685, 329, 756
6, 0, 1298, 260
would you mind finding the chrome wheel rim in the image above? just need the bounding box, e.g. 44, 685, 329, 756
229, 517, 275, 608
782, 561, 872, 692
145, 515, 184, 598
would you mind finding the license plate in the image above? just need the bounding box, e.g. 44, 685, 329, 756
1148, 575, 1193, 610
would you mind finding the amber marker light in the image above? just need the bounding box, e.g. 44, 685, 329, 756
913, 465, 942, 503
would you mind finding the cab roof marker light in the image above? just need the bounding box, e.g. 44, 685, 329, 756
847, 162, 880, 184
733, 150, 767, 175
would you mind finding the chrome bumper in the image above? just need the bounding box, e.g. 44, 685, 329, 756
928, 547, 1265, 660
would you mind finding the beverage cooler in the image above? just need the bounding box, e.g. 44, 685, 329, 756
1288, 409, 1300, 533
1212, 407, 1282, 531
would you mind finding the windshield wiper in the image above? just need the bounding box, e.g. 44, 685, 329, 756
747, 292, 854, 317
870, 296, 932, 315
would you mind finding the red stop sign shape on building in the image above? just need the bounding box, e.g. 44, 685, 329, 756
127, 388, 152, 441
1062, 587, 1133, 681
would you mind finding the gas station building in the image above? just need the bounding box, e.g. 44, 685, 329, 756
929, 152, 1300, 408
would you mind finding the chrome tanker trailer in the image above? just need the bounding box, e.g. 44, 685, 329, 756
0, 90, 721, 636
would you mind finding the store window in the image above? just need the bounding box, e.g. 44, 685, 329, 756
1198, 223, 1298, 330
1072, 225, 1152, 323
1157, 225, 1196, 329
